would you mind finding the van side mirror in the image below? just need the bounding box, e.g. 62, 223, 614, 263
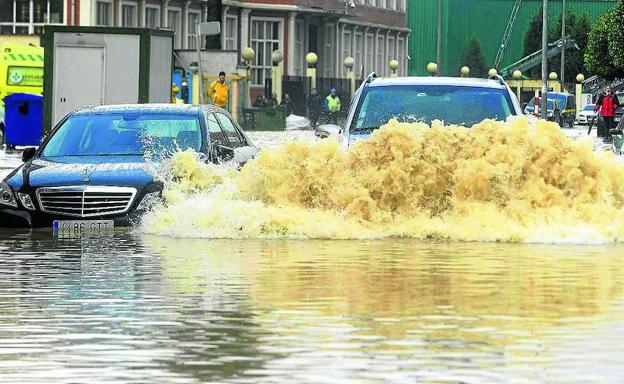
22, 147, 36, 162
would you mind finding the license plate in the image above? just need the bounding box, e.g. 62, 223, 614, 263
53, 220, 114, 235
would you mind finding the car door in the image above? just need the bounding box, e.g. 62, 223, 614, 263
214, 113, 258, 164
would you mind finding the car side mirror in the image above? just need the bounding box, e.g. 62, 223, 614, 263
22, 147, 36, 162
609, 128, 622, 136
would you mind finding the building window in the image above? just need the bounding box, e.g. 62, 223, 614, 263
323, 23, 335, 77
0, 0, 64, 34
387, 0, 396, 10
121, 4, 136, 27
96, 1, 112, 26
187, 12, 200, 50
365, 33, 374, 75
397, 0, 406, 12
251, 19, 281, 86
376, 35, 385, 75
224, 15, 238, 51
354, 32, 363, 77
168, 9, 182, 49
145, 6, 159, 28
397, 38, 405, 76
294, 20, 304, 76
376, 0, 386, 8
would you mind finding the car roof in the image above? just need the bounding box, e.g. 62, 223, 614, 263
365, 76, 508, 89
71, 103, 222, 116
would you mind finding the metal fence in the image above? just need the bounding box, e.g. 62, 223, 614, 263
263, 76, 358, 121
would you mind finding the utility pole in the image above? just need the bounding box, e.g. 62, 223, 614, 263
561, 0, 566, 85
541, 0, 548, 119
436, 0, 442, 75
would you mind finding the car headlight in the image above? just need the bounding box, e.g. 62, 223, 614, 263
136, 191, 161, 211
17, 193, 35, 210
0, 182, 18, 208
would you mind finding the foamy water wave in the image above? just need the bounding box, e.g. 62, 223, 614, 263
140, 118, 624, 243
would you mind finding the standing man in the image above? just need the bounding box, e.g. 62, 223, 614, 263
324, 88, 341, 125
595, 86, 620, 142
307, 88, 323, 128
209, 71, 229, 110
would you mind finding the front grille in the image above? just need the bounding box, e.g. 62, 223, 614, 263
37, 186, 137, 218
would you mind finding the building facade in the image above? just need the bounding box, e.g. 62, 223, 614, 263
1, 0, 410, 86
224, 0, 409, 88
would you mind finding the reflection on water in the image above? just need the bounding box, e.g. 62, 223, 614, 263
1, 230, 623, 383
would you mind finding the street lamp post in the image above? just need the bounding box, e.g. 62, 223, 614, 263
575, 74, 584, 122
389, 59, 399, 78
513, 70, 523, 103
306, 52, 318, 90
561, 0, 566, 84
241, 47, 256, 108
271, 50, 284, 104
344, 57, 356, 97
541, 0, 549, 120
427, 62, 438, 76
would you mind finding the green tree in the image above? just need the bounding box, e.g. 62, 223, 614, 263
608, 0, 624, 70
552, 11, 592, 82
585, 8, 622, 80
522, 7, 557, 78
461, 36, 487, 78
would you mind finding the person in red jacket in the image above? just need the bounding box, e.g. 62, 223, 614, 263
595, 86, 620, 142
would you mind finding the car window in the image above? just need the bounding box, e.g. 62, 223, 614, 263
206, 113, 227, 145
583, 105, 594, 111
215, 113, 245, 147
351, 85, 514, 131
42, 112, 202, 157
526, 99, 555, 110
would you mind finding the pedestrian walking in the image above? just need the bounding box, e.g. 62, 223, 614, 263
307, 88, 323, 128
324, 88, 341, 125
209, 71, 229, 109
595, 86, 620, 142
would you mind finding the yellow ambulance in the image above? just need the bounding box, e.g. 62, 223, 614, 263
0, 43, 44, 142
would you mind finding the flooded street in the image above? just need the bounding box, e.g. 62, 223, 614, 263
2, 128, 624, 383
0, 231, 623, 383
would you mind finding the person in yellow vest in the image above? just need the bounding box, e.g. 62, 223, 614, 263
209, 71, 229, 109
324, 88, 341, 125
171, 84, 184, 104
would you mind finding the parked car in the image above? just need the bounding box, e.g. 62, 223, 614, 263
523, 92, 576, 127
577, 104, 597, 125
0, 104, 257, 228
317, 75, 523, 147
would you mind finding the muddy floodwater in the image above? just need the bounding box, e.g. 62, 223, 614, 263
0, 230, 623, 383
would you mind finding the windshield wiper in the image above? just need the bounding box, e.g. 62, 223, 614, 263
351, 126, 379, 133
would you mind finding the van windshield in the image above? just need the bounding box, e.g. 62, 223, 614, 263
350, 85, 515, 132
42, 112, 203, 157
